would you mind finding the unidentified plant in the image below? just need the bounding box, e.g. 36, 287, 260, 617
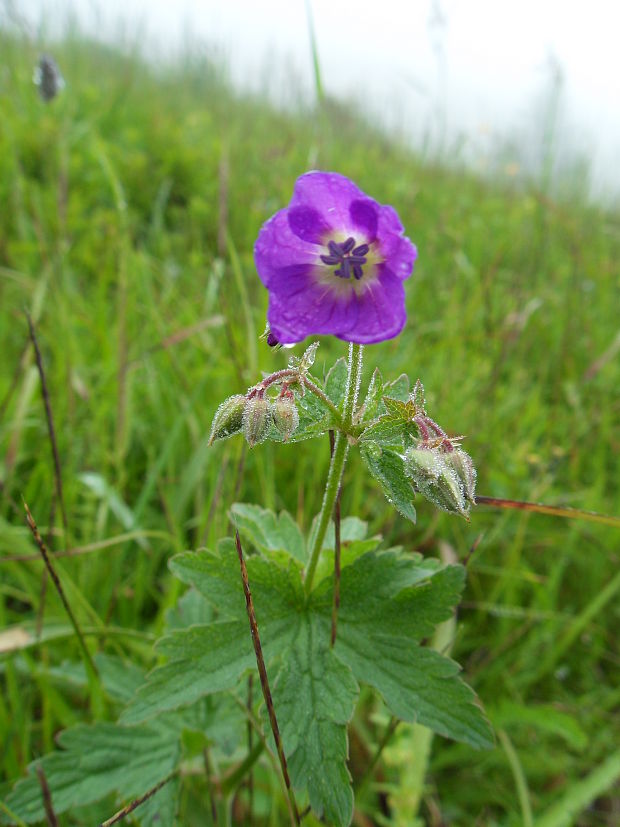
3, 172, 493, 826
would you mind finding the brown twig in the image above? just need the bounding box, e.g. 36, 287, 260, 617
36, 568, 48, 639
99, 773, 175, 827
247, 674, 254, 824
462, 533, 484, 567
234, 530, 300, 826
329, 430, 342, 648
25, 311, 68, 545
475, 495, 620, 528
35, 766, 58, 827
23, 501, 99, 680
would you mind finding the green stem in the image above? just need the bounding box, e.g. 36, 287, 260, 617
303, 343, 363, 595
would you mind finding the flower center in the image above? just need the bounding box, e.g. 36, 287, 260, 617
320, 237, 370, 281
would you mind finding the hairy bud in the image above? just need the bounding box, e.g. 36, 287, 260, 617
272, 396, 299, 442
404, 446, 469, 517
403, 447, 443, 484
209, 395, 247, 445
444, 449, 477, 504
242, 396, 272, 448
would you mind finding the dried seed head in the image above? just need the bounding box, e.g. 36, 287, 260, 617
33, 54, 65, 102
209, 395, 247, 445
242, 396, 272, 448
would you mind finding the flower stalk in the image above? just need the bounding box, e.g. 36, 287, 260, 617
303, 343, 363, 596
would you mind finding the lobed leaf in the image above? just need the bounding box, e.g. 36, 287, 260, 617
2, 723, 180, 826
335, 637, 493, 749
273, 621, 359, 827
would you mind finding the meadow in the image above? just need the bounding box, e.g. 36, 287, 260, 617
0, 25, 619, 827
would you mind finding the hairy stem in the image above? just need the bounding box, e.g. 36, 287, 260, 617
255, 368, 342, 425
303, 343, 363, 595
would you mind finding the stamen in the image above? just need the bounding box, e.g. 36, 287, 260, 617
321, 236, 369, 280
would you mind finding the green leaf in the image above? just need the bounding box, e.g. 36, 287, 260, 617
165, 586, 213, 629
122, 545, 491, 824
123, 544, 304, 723
311, 551, 493, 749
360, 442, 417, 522
121, 621, 256, 724
315, 550, 465, 634
230, 503, 306, 563
324, 357, 348, 407
273, 622, 358, 827
359, 367, 384, 422
383, 373, 410, 402
360, 417, 408, 447
337, 639, 492, 748
3, 722, 180, 826
311, 517, 383, 584
283, 381, 333, 442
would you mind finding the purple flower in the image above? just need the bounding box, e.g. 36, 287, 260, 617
254, 171, 417, 345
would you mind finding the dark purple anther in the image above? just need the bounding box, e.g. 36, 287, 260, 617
266, 332, 279, 347
320, 236, 369, 280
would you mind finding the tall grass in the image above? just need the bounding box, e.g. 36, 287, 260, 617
0, 23, 619, 825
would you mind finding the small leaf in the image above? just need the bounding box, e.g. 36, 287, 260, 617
230, 503, 306, 563
360, 417, 408, 447
360, 442, 417, 522
383, 373, 409, 402
359, 367, 384, 422
324, 357, 348, 407
297, 341, 320, 369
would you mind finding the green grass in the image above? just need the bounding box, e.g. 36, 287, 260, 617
1, 25, 619, 826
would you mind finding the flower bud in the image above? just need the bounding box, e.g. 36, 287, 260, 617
423, 465, 468, 516
242, 396, 272, 448
444, 449, 477, 504
209, 395, 247, 445
272, 396, 299, 441
404, 446, 468, 517
403, 447, 443, 484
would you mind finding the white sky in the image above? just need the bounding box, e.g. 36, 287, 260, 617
8, 0, 620, 199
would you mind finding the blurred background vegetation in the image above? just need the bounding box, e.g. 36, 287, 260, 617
0, 13, 619, 827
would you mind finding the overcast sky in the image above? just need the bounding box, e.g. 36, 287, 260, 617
9, 0, 620, 200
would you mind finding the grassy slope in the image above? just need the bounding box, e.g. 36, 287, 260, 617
1, 29, 619, 826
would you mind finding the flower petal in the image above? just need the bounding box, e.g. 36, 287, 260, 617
254, 208, 319, 288
291, 171, 370, 231
349, 198, 379, 240
348, 267, 408, 343
288, 205, 332, 244
376, 205, 417, 280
